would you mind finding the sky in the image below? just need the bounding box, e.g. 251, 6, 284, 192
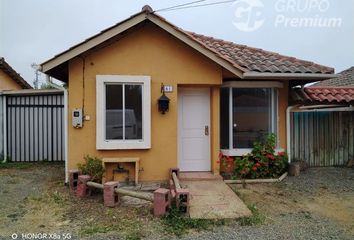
1, 0, 353, 87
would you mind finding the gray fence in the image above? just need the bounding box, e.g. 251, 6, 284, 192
4, 90, 64, 162
291, 111, 354, 167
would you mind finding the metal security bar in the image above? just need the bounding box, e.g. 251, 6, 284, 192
6, 92, 64, 162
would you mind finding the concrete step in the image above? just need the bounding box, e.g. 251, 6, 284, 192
179, 172, 223, 181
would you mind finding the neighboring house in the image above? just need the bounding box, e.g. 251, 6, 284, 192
0, 57, 32, 159
289, 67, 354, 167
40, 6, 335, 182
0, 57, 32, 90
291, 67, 354, 103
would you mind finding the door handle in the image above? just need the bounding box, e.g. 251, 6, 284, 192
205, 126, 209, 136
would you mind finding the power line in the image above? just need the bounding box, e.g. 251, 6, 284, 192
155, 0, 237, 13
154, 0, 207, 13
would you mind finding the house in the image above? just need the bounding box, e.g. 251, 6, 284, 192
40, 6, 336, 182
289, 67, 354, 167
291, 67, 354, 103
0, 57, 32, 90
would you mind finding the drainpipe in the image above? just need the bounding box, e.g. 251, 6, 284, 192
2, 94, 6, 163
46, 75, 69, 184
286, 105, 300, 163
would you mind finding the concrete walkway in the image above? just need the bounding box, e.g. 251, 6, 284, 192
181, 180, 252, 219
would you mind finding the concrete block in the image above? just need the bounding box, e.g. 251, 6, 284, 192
176, 188, 190, 214
104, 181, 119, 207
77, 175, 91, 198
153, 188, 171, 217
69, 169, 80, 191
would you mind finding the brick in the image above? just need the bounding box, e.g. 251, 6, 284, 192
176, 188, 190, 214
69, 169, 80, 191
77, 175, 91, 198
104, 181, 119, 207
170, 168, 180, 178
153, 188, 171, 217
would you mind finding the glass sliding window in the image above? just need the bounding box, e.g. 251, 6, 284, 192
124, 85, 142, 140
105, 84, 143, 140
232, 88, 272, 148
106, 84, 123, 140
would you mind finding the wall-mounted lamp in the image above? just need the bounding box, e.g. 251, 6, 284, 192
158, 83, 170, 114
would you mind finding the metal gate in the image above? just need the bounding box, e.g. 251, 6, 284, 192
5, 90, 64, 162
291, 111, 354, 167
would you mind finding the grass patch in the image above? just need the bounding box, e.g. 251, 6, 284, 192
80, 224, 114, 235
0, 161, 64, 169
238, 204, 265, 226
6, 178, 20, 184
0, 162, 34, 169
162, 207, 224, 236
50, 191, 66, 205
79, 220, 145, 240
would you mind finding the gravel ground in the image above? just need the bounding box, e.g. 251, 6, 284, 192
173, 213, 351, 240
177, 167, 354, 240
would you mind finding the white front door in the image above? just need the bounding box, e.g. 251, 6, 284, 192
178, 88, 210, 171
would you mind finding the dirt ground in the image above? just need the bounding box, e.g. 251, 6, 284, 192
0, 164, 353, 240
0, 163, 166, 240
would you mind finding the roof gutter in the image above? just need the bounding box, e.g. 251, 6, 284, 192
243, 72, 338, 80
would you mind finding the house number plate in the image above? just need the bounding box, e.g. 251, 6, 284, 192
163, 85, 173, 92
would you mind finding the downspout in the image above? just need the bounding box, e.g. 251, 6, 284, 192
2, 94, 6, 163
46, 75, 69, 184
286, 105, 300, 163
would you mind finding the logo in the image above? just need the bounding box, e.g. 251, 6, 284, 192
232, 0, 265, 32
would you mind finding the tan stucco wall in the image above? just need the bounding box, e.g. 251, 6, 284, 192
68, 23, 222, 181
0, 69, 23, 90
278, 81, 288, 150
66, 22, 290, 182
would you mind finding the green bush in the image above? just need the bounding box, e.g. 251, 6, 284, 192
220, 134, 288, 179
78, 155, 105, 183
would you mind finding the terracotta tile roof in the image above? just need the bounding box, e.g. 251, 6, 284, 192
0, 57, 32, 89
313, 67, 354, 87
41, 9, 335, 80
187, 32, 334, 74
300, 67, 354, 103
304, 87, 354, 103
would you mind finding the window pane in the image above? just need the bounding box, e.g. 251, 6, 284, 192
232, 88, 271, 148
125, 85, 142, 140
106, 84, 123, 140
220, 88, 229, 149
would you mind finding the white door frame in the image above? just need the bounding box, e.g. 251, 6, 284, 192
177, 87, 211, 172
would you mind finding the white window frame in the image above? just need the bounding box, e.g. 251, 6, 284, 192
96, 75, 151, 150
221, 84, 281, 156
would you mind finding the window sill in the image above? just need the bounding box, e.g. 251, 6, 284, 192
221, 148, 284, 157
96, 140, 151, 150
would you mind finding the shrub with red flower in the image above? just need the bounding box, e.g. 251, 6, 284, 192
232, 134, 288, 179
